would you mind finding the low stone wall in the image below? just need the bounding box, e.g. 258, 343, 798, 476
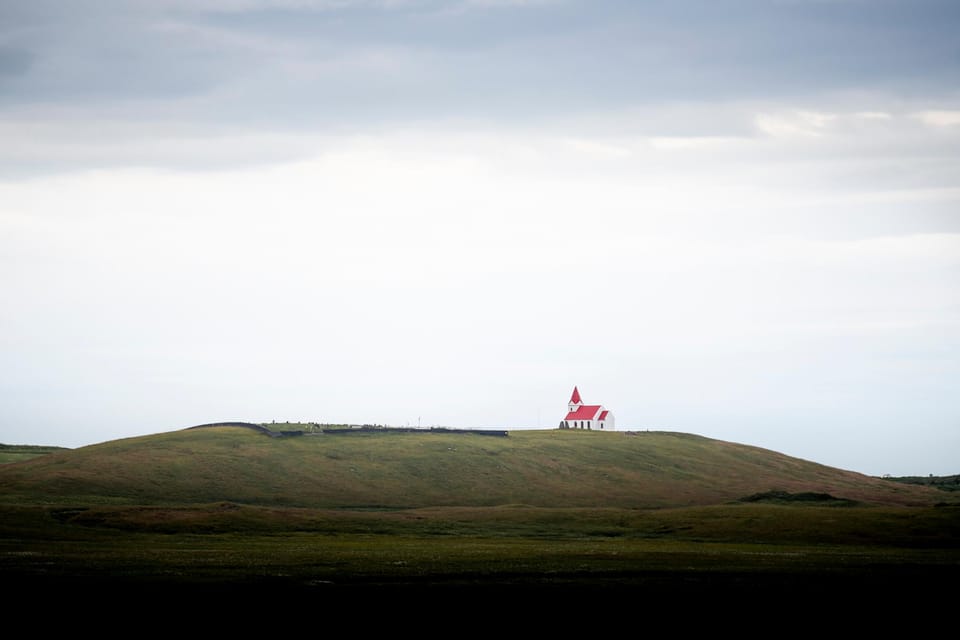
185, 422, 303, 438
319, 426, 508, 437
185, 423, 508, 438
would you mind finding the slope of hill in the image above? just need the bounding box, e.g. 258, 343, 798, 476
0, 427, 938, 508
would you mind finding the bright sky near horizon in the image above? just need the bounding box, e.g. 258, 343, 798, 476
1, 1, 958, 476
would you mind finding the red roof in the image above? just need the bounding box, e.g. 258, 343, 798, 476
598, 410, 609, 421
565, 405, 602, 421
570, 386, 582, 404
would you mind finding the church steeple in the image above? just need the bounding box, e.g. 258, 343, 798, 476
569, 386, 583, 412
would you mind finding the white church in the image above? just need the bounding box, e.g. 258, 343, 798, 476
559, 386, 615, 430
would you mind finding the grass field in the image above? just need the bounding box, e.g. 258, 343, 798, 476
1, 426, 957, 614
2, 500, 957, 615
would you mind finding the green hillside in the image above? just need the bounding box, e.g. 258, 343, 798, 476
0, 426, 938, 508
1, 426, 957, 603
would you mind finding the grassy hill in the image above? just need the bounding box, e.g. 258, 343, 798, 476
1, 426, 957, 606
0, 426, 939, 508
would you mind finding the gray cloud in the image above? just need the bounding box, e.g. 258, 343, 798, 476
0, 47, 31, 77
0, 0, 956, 178
2, 1, 958, 115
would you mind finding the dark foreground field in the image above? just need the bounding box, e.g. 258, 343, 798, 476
2, 501, 958, 616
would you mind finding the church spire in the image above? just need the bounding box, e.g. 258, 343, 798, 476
570, 386, 582, 406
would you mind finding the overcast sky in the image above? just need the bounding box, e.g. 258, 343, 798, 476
1, 0, 958, 476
